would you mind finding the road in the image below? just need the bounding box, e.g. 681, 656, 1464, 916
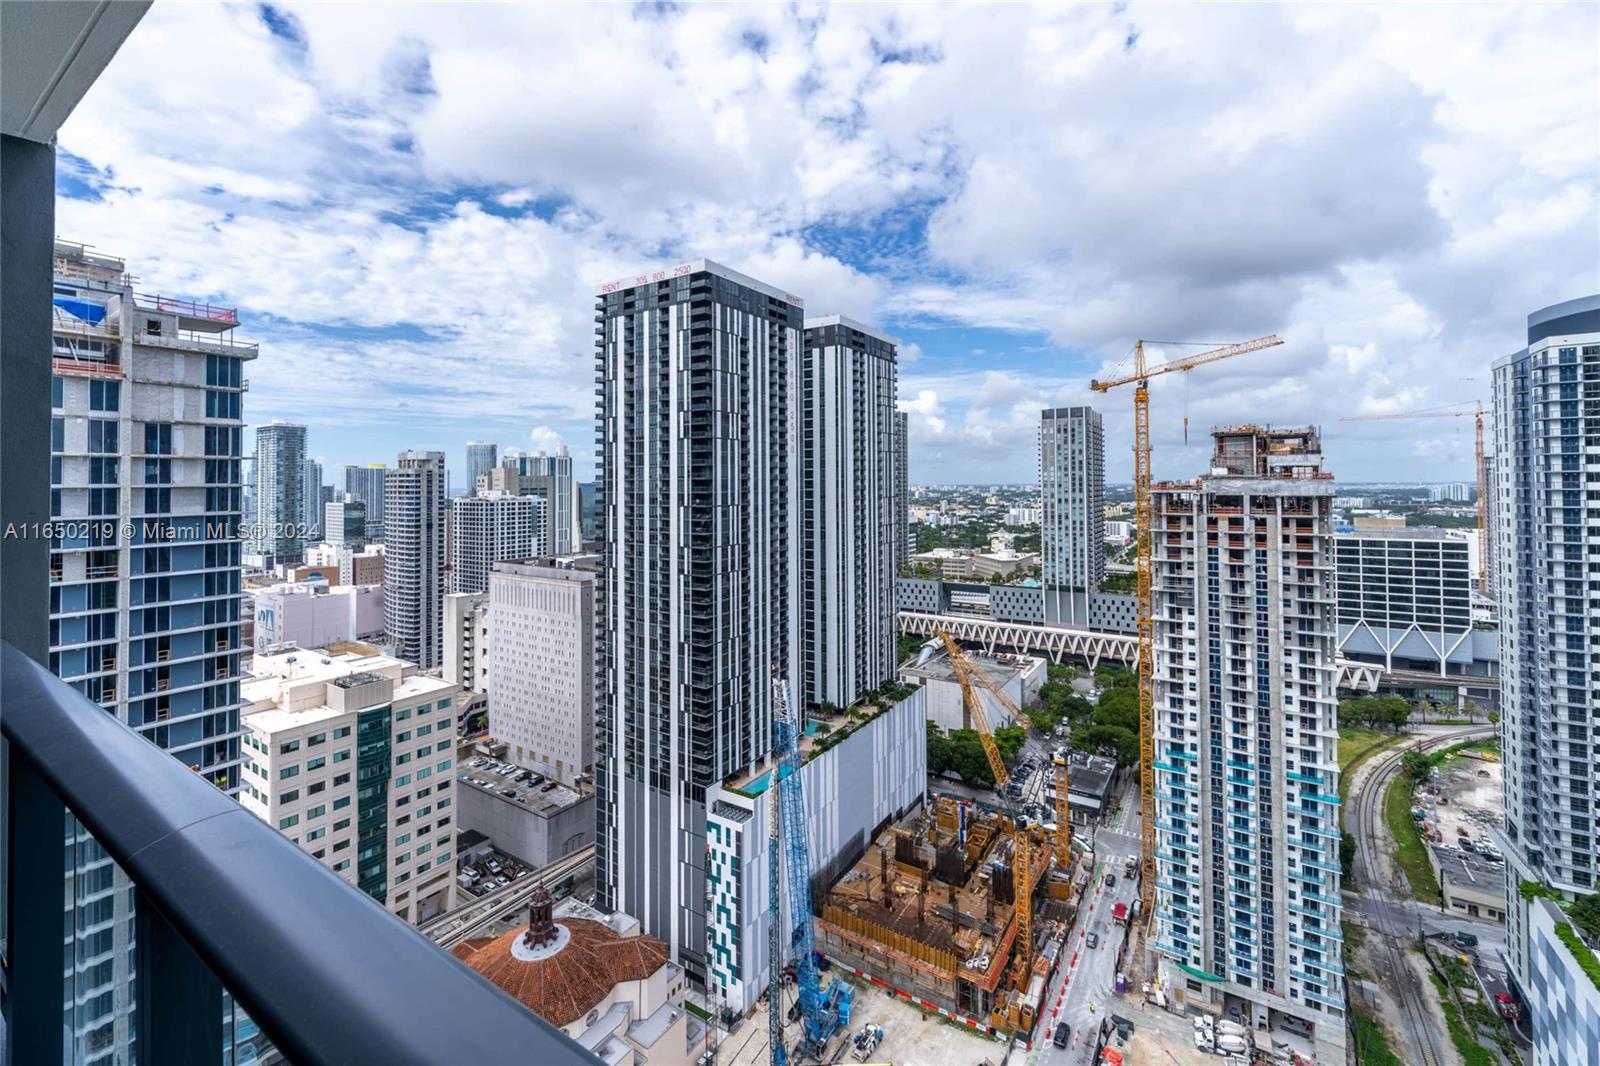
417, 846, 594, 948
1026, 781, 1143, 1066
1344, 725, 1493, 1066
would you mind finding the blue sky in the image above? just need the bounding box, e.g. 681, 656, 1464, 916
56, 2, 1598, 489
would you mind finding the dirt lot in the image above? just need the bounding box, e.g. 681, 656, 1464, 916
1425, 750, 1504, 851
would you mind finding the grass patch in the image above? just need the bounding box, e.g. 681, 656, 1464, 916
1429, 974, 1497, 1066
1339, 728, 1407, 805
1351, 1006, 1405, 1066
1553, 919, 1600, 995
1383, 770, 1444, 907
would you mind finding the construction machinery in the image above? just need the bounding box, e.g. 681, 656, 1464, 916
1339, 402, 1491, 593
768, 673, 851, 1065
1090, 335, 1284, 924
935, 631, 1038, 1003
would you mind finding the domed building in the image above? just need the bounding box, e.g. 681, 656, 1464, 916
452, 886, 689, 1064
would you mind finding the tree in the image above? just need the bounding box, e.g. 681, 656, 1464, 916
1401, 749, 1432, 784
1093, 687, 1139, 733
1569, 892, 1600, 940
1076, 724, 1139, 768
1340, 832, 1357, 879
926, 722, 953, 777
993, 725, 1026, 763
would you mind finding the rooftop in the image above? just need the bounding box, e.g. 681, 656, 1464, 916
902, 649, 1040, 688
594, 258, 802, 306
459, 757, 591, 817
1433, 845, 1507, 894
452, 900, 670, 1028
803, 313, 899, 346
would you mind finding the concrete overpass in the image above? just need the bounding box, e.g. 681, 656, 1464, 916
897, 610, 1382, 693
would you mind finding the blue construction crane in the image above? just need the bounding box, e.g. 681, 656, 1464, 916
768, 675, 852, 1065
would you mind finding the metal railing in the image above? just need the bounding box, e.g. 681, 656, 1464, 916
2, 641, 596, 1066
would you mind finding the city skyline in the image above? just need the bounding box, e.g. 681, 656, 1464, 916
50, 2, 1597, 485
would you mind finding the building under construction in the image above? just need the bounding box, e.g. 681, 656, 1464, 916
815, 796, 1075, 1034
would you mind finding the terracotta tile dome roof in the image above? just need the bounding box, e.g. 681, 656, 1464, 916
453, 917, 669, 1028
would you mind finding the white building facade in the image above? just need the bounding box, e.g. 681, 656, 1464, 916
383, 450, 446, 668
252, 581, 384, 652
241, 650, 460, 925
1150, 427, 1345, 1064
448, 491, 546, 595
488, 557, 597, 784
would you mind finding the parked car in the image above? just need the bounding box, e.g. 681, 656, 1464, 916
1053, 1023, 1070, 1048
1086, 931, 1100, 949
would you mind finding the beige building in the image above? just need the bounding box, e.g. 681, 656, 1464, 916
241, 649, 460, 924
488, 557, 597, 784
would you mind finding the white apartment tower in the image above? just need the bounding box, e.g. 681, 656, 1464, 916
594, 261, 801, 983
241, 650, 460, 924
800, 315, 899, 708
384, 450, 446, 668
489, 557, 598, 785
1150, 426, 1345, 1064
1494, 295, 1600, 992
1040, 406, 1104, 625
48, 241, 253, 1063
448, 491, 546, 594
507, 446, 579, 555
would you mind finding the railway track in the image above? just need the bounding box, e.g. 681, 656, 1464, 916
418, 845, 594, 948
1347, 726, 1491, 1066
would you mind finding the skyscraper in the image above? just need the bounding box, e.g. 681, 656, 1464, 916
302, 456, 323, 540
384, 450, 446, 668
594, 261, 801, 981
1494, 294, 1600, 988
344, 462, 387, 540
513, 447, 578, 555
1150, 426, 1344, 1064
799, 315, 899, 708
1040, 406, 1104, 625
324, 497, 367, 550
448, 492, 546, 594
254, 420, 307, 564
48, 240, 251, 1061
465, 440, 497, 495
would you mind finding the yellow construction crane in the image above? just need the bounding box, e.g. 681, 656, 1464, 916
1090, 335, 1284, 924
1339, 402, 1490, 593
936, 631, 1035, 997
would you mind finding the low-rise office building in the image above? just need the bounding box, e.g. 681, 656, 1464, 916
456, 759, 594, 869
899, 648, 1044, 732
240, 650, 461, 924
251, 581, 384, 653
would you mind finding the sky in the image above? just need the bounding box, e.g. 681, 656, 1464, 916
56, 2, 1598, 488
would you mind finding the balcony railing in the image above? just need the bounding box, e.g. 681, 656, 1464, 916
2, 641, 595, 1066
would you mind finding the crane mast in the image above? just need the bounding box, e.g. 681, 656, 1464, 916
1091, 335, 1283, 926
937, 632, 1035, 995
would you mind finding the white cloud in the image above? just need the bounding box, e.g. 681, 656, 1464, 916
53, 1, 1598, 483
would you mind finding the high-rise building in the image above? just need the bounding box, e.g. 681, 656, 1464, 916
465, 441, 497, 496
448, 491, 546, 594
241, 649, 460, 924
1150, 426, 1345, 1064
593, 261, 801, 981
1427, 481, 1474, 503
799, 315, 899, 708
48, 240, 252, 1062
383, 450, 446, 668
344, 463, 387, 540
488, 557, 598, 785
254, 421, 307, 564
302, 456, 324, 540
324, 497, 367, 550
1039, 406, 1104, 626
512, 447, 579, 555
1494, 295, 1600, 992
894, 410, 911, 566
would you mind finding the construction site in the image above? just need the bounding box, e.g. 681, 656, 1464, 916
815, 794, 1086, 1037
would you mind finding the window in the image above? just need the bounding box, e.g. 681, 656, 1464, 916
334, 818, 350, 831
307, 756, 326, 771
278, 815, 299, 830
333, 796, 350, 810
306, 827, 326, 842
334, 726, 351, 738
278, 789, 299, 804
279, 766, 299, 780
394, 774, 411, 787
280, 740, 301, 754
438, 698, 451, 710
307, 732, 326, 746
396, 731, 411, 743
333, 749, 350, 762
306, 804, 326, 819
333, 859, 350, 872
333, 772, 350, 786
89, 379, 119, 412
